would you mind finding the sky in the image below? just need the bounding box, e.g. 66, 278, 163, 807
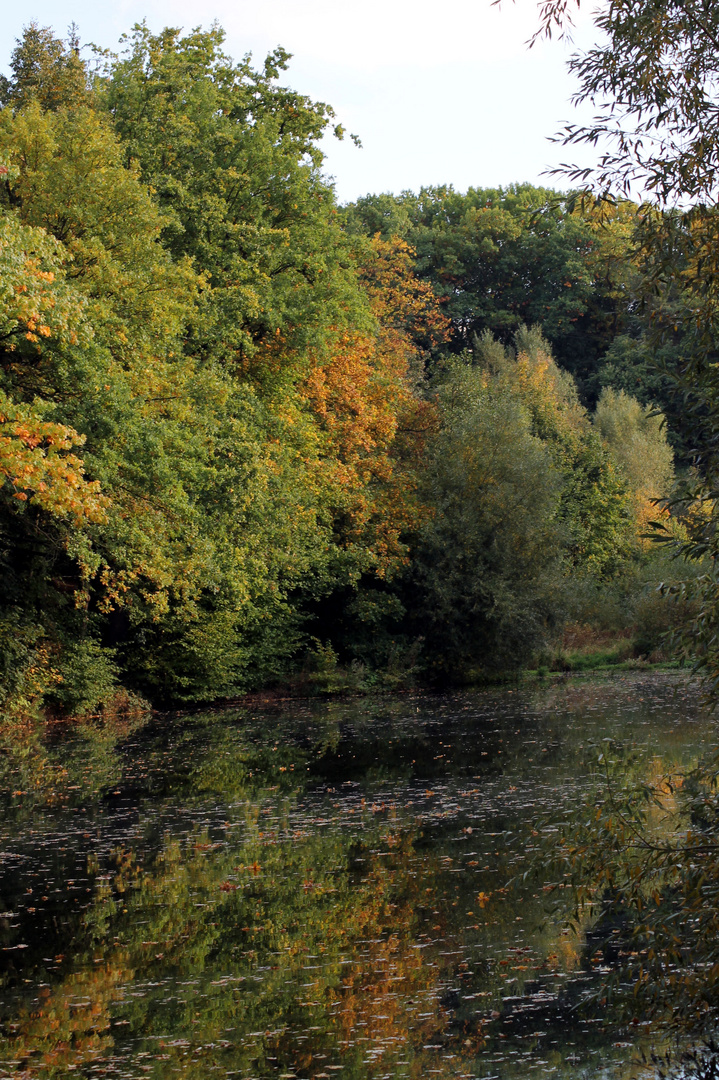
0, 0, 603, 205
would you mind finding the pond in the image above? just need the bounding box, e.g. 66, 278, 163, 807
0, 673, 711, 1079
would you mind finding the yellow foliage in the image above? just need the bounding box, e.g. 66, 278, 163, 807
0, 392, 108, 525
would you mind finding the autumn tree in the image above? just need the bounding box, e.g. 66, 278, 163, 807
0, 17, 684, 715
345, 185, 639, 396
593, 387, 674, 531
0, 25, 449, 711
0, 81, 342, 708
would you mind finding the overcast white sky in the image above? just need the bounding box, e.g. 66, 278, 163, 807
0, 0, 602, 204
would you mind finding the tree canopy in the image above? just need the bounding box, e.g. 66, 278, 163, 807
0, 20, 680, 718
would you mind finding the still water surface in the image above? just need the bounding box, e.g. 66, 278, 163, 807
0, 674, 711, 1079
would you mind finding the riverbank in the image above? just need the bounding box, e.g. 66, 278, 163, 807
0, 625, 688, 730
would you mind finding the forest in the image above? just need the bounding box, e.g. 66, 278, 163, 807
0, 21, 698, 724
5, 7, 719, 1074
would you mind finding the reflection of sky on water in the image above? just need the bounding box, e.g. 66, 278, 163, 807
0, 674, 708, 1079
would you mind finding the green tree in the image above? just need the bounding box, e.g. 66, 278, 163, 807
594, 387, 674, 525
0, 22, 87, 111
0, 195, 115, 719
0, 25, 438, 711
345, 185, 638, 394
97, 23, 367, 385
0, 95, 348, 708
474, 327, 637, 577
589, 333, 676, 417
408, 357, 565, 680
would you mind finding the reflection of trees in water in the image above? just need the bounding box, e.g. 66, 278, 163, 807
544, 732, 719, 1057
106, 823, 466, 1077
0, 710, 146, 814
0, 804, 632, 1079
0, 679, 709, 1077
0, 961, 128, 1075
0, 807, 587, 1078
0, 820, 460, 1076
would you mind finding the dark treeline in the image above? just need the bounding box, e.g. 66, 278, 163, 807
0, 23, 686, 721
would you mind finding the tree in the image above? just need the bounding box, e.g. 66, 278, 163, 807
593, 387, 674, 532
0, 198, 114, 720
345, 185, 639, 395
588, 333, 677, 419
408, 351, 565, 680
97, 23, 366, 383
474, 327, 638, 577
0, 90, 342, 708
529, 0, 719, 705
517, 0, 719, 1049
0, 22, 87, 111
283, 234, 448, 673
300, 235, 448, 576
0, 25, 445, 711
545, 0, 719, 206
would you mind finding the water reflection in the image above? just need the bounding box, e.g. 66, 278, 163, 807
0, 675, 709, 1078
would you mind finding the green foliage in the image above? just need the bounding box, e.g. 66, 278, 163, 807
0, 17, 697, 718
409, 356, 565, 679
594, 387, 674, 516
0, 71, 331, 704
589, 333, 676, 416
404, 329, 662, 680
552, 0, 719, 204
559, 540, 701, 662
0, 23, 431, 712
0, 611, 57, 723
474, 328, 638, 578
533, 0, 719, 690
97, 23, 367, 381
0, 22, 87, 111
345, 185, 637, 391
46, 637, 119, 716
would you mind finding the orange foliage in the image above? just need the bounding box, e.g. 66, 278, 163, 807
0, 393, 108, 524
0, 215, 85, 355
300, 236, 448, 576
360, 234, 450, 348
5, 960, 129, 1072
